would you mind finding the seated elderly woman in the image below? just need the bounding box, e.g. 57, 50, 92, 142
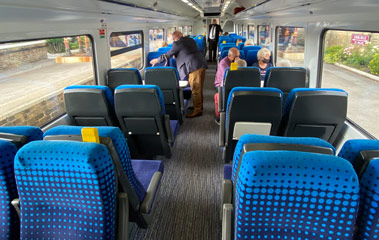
160, 41, 169, 47
244, 38, 254, 46
252, 48, 272, 81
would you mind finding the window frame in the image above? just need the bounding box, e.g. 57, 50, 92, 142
0, 34, 97, 127
109, 30, 144, 70
274, 26, 305, 66
319, 28, 379, 140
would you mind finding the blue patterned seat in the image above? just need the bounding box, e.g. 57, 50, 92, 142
246, 50, 259, 66
115, 85, 175, 158
356, 158, 379, 239
64, 85, 118, 126
157, 47, 171, 53
225, 150, 359, 240
242, 45, 261, 58
44, 125, 164, 228
107, 68, 142, 92
0, 140, 19, 240
14, 140, 117, 239
338, 139, 379, 164
147, 52, 168, 67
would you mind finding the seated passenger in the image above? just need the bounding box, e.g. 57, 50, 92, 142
252, 48, 272, 81
277, 59, 292, 67
214, 58, 247, 124
160, 41, 168, 48
214, 47, 240, 88
223, 32, 229, 36
244, 38, 254, 46
236, 38, 243, 47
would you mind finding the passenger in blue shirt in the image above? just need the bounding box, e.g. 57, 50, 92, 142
252, 48, 272, 81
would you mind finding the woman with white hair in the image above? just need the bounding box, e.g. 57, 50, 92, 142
252, 48, 272, 81
244, 38, 254, 46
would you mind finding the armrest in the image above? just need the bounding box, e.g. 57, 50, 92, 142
179, 88, 185, 111
219, 112, 226, 147
140, 171, 162, 214
117, 192, 129, 240
11, 198, 20, 218
222, 203, 233, 240
164, 115, 174, 143
218, 86, 223, 113
222, 179, 233, 205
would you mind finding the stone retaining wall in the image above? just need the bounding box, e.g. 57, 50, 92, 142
0, 41, 47, 71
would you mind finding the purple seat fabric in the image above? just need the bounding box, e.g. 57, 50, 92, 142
131, 160, 164, 191
224, 164, 232, 180
170, 120, 180, 140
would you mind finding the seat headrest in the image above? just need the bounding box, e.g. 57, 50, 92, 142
338, 139, 379, 163
0, 126, 43, 142
64, 85, 114, 108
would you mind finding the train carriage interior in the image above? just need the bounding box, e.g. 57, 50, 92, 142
1, 0, 379, 239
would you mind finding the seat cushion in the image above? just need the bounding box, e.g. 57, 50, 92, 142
131, 160, 164, 191
224, 164, 232, 180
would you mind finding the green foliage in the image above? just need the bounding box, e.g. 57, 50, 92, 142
369, 53, 379, 76
324, 46, 344, 64
46, 38, 65, 53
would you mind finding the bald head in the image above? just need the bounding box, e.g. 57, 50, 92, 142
228, 47, 240, 61
172, 31, 183, 41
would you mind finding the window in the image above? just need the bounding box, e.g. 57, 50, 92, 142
183, 26, 188, 36
321, 30, 379, 138
178, 26, 183, 33
110, 31, 143, 69
149, 29, 165, 52
0, 35, 95, 127
258, 25, 271, 47
188, 26, 193, 35
276, 26, 305, 67
248, 25, 255, 40
243, 25, 247, 38
167, 27, 176, 44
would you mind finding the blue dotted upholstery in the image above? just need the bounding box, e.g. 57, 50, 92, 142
235, 151, 359, 239
284, 88, 348, 115
14, 140, 116, 239
65, 85, 114, 109
225, 87, 283, 127
0, 126, 43, 142
246, 50, 259, 66
231, 134, 336, 182
0, 140, 19, 240
145, 66, 180, 81
44, 125, 147, 202
115, 85, 166, 115
338, 139, 379, 164
357, 158, 379, 239
242, 45, 262, 58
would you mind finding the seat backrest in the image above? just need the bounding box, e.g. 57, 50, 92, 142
242, 45, 262, 57
147, 52, 167, 67
0, 126, 43, 143
144, 67, 183, 123
219, 36, 233, 44
158, 47, 171, 53
14, 140, 117, 239
264, 67, 307, 101
224, 87, 283, 161
64, 85, 118, 126
238, 42, 244, 50
114, 85, 171, 157
356, 158, 379, 239
231, 134, 336, 183
222, 67, 261, 110
281, 88, 348, 144
107, 68, 142, 92
338, 139, 379, 163
235, 150, 359, 240
246, 50, 259, 66
220, 45, 235, 54
0, 140, 19, 239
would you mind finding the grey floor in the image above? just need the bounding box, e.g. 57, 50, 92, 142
129, 62, 223, 240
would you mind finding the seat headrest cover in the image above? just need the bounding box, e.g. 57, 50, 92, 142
65, 85, 114, 108
44, 125, 147, 201
0, 126, 43, 142
235, 150, 359, 239
338, 139, 379, 163
115, 85, 166, 114
232, 134, 336, 182
14, 140, 116, 239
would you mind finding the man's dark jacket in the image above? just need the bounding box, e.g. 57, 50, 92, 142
158, 37, 207, 80
208, 24, 222, 42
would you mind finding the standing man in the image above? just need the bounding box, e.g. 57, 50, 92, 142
208, 19, 222, 62
150, 31, 207, 118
